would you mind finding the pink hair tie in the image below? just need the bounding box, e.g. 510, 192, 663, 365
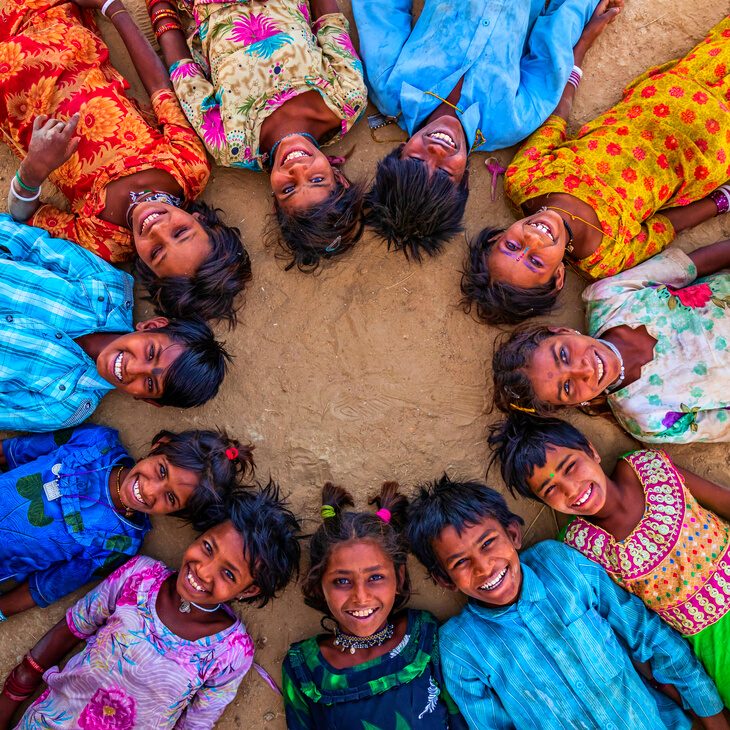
376, 508, 391, 523
327, 156, 346, 166
225, 447, 239, 460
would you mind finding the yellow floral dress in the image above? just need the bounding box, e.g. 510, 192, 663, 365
505, 15, 730, 280
170, 0, 367, 169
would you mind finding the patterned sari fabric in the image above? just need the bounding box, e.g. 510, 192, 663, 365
563, 449, 730, 705
170, 0, 367, 169
0, 0, 210, 263
505, 15, 730, 280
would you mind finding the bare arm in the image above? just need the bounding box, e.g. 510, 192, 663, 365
686, 238, 730, 278
145, 1, 194, 70
0, 581, 36, 620
309, 0, 340, 20
676, 464, 730, 522
661, 198, 723, 240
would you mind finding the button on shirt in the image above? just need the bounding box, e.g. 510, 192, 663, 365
439, 541, 723, 730
351, 0, 599, 151
0, 216, 134, 431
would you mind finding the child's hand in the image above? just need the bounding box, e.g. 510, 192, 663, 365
21, 114, 80, 187
578, 0, 623, 53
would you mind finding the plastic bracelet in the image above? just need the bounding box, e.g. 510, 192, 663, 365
0, 607, 6, 622
109, 8, 128, 21
149, 0, 173, 10
711, 186, 730, 216
11, 177, 41, 202
15, 171, 39, 192
154, 22, 183, 39
151, 8, 179, 23
23, 653, 46, 676
101, 0, 115, 17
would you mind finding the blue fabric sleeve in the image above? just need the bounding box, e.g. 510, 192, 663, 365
3, 431, 58, 469
585, 552, 724, 717
29, 556, 103, 608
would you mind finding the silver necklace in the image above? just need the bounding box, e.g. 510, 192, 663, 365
597, 338, 625, 392
333, 622, 394, 654
179, 599, 221, 614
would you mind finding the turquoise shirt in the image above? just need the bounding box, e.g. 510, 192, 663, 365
351, 0, 599, 151
440, 540, 723, 729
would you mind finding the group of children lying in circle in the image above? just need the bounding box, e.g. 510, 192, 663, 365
0, 0, 730, 726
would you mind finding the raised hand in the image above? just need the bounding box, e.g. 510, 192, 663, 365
579, 0, 624, 52
21, 114, 81, 187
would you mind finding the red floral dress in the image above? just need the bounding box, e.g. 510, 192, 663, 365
505, 15, 730, 280
0, 0, 210, 263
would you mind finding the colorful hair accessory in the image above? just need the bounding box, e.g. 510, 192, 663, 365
321, 505, 336, 519
510, 403, 536, 414
325, 236, 342, 253
225, 447, 239, 460
376, 508, 392, 523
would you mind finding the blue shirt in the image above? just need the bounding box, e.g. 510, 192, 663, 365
0, 424, 149, 607
0, 216, 134, 431
351, 0, 598, 151
439, 541, 723, 730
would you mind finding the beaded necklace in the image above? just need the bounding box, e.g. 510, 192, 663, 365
333, 621, 394, 654
267, 132, 320, 167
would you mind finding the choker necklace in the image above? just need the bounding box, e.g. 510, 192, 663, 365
179, 599, 222, 614
333, 621, 393, 654
115, 464, 132, 517
597, 338, 625, 392
267, 132, 320, 166
126, 190, 182, 228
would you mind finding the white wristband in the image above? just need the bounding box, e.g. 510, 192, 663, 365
572, 64, 584, 79
101, 0, 116, 17
10, 177, 41, 202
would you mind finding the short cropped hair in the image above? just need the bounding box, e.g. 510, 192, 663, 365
135, 200, 252, 327
487, 415, 593, 501
156, 316, 230, 409
195, 481, 301, 607
364, 146, 469, 261
407, 474, 524, 584
460, 227, 561, 326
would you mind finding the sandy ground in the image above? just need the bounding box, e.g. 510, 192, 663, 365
2, 0, 730, 727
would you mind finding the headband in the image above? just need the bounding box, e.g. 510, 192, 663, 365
321, 505, 336, 519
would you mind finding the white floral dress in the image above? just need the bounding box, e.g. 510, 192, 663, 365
583, 248, 730, 443
16, 556, 254, 730
170, 0, 367, 169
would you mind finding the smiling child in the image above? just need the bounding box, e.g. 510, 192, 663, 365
407, 475, 726, 729
0, 484, 301, 729
489, 414, 730, 706
0, 216, 228, 431
282, 481, 466, 730
0, 423, 253, 621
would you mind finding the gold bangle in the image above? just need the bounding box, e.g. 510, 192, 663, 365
109, 8, 128, 20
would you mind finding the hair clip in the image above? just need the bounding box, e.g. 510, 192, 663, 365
321, 505, 336, 519
225, 447, 238, 460
510, 403, 536, 414
376, 508, 391, 523
325, 236, 342, 253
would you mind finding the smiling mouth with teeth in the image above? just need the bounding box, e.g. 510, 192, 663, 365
187, 567, 207, 593
132, 478, 148, 507
283, 150, 310, 164
528, 221, 554, 241
114, 352, 123, 382
428, 132, 456, 148
347, 608, 376, 618
140, 211, 162, 235
479, 567, 508, 591
572, 484, 594, 508
596, 352, 604, 384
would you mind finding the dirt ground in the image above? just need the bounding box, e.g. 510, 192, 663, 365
2, 0, 730, 727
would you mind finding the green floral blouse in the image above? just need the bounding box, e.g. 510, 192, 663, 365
583, 248, 730, 443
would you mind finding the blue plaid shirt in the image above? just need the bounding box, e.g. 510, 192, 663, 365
0, 216, 134, 431
440, 540, 723, 730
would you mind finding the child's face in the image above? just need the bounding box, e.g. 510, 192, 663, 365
177, 521, 260, 607
487, 211, 567, 289
119, 450, 200, 515
96, 320, 184, 402
432, 517, 523, 609
527, 328, 623, 406
526, 445, 608, 516
401, 116, 469, 183
321, 538, 403, 637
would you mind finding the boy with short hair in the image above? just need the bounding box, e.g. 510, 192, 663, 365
407, 475, 727, 730
0, 215, 228, 430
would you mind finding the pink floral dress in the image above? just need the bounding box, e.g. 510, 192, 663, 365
169, 0, 367, 169
16, 556, 254, 730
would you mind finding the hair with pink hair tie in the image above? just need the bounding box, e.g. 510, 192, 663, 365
327, 156, 346, 166
225, 447, 239, 460
376, 508, 391, 523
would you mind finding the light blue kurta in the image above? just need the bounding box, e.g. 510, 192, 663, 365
351, 0, 599, 151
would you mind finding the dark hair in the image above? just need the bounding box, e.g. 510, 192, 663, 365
301, 481, 411, 616
364, 146, 469, 261
461, 227, 562, 326
195, 481, 302, 607
491, 325, 559, 417
149, 428, 255, 526
407, 474, 524, 584
134, 200, 252, 327
487, 415, 593, 501
270, 172, 367, 272
154, 316, 231, 408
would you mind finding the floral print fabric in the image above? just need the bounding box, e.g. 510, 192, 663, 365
584, 248, 730, 443
505, 15, 730, 280
16, 556, 254, 730
170, 0, 367, 169
0, 0, 210, 263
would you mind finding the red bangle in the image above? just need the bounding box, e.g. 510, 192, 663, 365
154, 21, 183, 39
3, 668, 41, 703
23, 653, 46, 676
152, 8, 179, 24
148, 0, 174, 7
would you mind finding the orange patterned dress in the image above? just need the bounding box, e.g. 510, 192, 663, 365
0, 0, 211, 263
505, 15, 730, 280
